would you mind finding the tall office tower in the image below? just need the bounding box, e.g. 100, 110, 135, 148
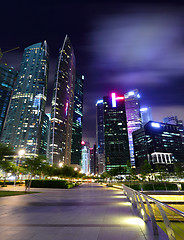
133, 121, 184, 171
124, 89, 142, 166
103, 93, 130, 171
163, 116, 184, 146
50, 35, 76, 166
71, 73, 84, 167
1, 42, 49, 156
140, 107, 152, 125
89, 144, 97, 175
81, 141, 90, 174
40, 113, 50, 156
0, 64, 17, 136
96, 99, 105, 174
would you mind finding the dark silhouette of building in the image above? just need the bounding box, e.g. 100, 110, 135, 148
0, 64, 17, 137
71, 73, 84, 166
96, 99, 105, 174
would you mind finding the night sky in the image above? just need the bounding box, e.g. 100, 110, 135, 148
1, 0, 184, 145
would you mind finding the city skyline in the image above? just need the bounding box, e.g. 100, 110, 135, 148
2, 1, 184, 145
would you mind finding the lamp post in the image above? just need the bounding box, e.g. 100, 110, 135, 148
14, 149, 25, 186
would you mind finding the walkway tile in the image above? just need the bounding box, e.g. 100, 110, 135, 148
0, 183, 165, 240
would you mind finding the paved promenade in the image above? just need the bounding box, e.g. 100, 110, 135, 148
0, 183, 165, 240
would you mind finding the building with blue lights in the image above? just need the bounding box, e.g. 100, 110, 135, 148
124, 89, 142, 166
163, 116, 184, 146
96, 99, 105, 173
1, 41, 49, 156
140, 107, 152, 125
103, 94, 130, 171
132, 121, 184, 170
0, 64, 17, 137
50, 35, 76, 165
71, 73, 84, 166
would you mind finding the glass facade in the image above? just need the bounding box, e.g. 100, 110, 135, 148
124, 89, 142, 166
40, 113, 50, 156
140, 107, 152, 125
71, 73, 84, 165
0, 64, 17, 137
1, 41, 49, 156
50, 35, 76, 165
96, 100, 105, 173
81, 141, 90, 174
103, 94, 130, 171
133, 121, 184, 169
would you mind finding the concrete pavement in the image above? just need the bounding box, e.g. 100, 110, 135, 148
0, 183, 166, 240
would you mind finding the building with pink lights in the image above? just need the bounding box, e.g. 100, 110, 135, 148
103, 93, 130, 171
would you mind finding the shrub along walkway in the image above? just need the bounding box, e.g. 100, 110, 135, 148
0, 183, 166, 240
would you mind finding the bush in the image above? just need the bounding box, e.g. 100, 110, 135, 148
128, 184, 141, 191
0, 181, 23, 185
142, 183, 154, 191
25, 180, 74, 189
153, 183, 166, 190
165, 183, 178, 190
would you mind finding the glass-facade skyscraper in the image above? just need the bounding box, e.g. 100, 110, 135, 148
0, 64, 17, 137
40, 113, 50, 156
96, 99, 105, 173
133, 121, 184, 171
71, 73, 84, 166
103, 93, 130, 171
124, 89, 142, 166
1, 41, 49, 156
140, 107, 152, 125
50, 35, 76, 165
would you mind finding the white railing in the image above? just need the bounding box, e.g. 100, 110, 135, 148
113, 184, 184, 240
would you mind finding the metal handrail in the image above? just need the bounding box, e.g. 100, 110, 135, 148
113, 184, 184, 240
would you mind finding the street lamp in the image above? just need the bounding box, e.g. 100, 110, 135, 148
59, 162, 63, 168
14, 149, 25, 186
18, 149, 25, 157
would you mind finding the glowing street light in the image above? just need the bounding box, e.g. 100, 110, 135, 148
59, 162, 63, 168
14, 149, 25, 186
18, 149, 25, 157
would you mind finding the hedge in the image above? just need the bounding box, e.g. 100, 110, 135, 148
25, 180, 74, 189
124, 182, 179, 191
0, 181, 23, 185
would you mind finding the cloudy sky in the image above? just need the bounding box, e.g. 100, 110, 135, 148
1, 0, 184, 145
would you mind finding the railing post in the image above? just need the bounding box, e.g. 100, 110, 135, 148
155, 202, 176, 240
137, 191, 148, 222
142, 195, 159, 236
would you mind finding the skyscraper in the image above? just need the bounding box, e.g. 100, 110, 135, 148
1, 41, 49, 156
81, 141, 90, 174
140, 107, 152, 125
71, 73, 84, 166
103, 93, 130, 171
40, 113, 50, 156
96, 99, 105, 174
163, 116, 184, 146
50, 35, 76, 166
124, 89, 142, 166
133, 121, 184, 171
0, 64, 17, 136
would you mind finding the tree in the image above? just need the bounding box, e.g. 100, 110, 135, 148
23, 155, 48, 191
174, 162, 184, 180
140, 160, 151, 180
0, 143, 15, 186
60, 165, 75, 178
